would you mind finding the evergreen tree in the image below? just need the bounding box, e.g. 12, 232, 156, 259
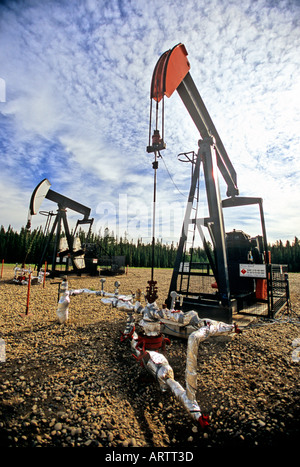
0, 224, 299, 271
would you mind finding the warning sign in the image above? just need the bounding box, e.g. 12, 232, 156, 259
239, 264, 266, 278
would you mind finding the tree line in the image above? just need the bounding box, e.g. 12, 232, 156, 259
0, 225, 299, 272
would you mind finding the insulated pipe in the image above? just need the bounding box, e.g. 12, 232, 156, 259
185, 327, 210, 401
56, 281, 111, 324
129, 331, 206, 425
13, 266, 32, 285
170, 291, 183, 309
56, 279, 69, 324
166, 379, 205, 425
185, 320, 236, 401
57, 284, 238, 427
58, 283, 142, 317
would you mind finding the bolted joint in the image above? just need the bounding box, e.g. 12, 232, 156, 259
198, 136, 216, 148
147, 129, 166, 153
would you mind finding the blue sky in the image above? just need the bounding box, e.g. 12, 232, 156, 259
0, 0, 299, 246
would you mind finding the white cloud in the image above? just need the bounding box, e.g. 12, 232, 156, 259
0, 0, 299, 245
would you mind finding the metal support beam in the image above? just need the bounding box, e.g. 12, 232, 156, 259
166, 137, 232, 320
168, 151, 202, 298
200, 137, 231, 307
46, 189, 91, 220
222, 196, 269, 264
177, 72, 239, 197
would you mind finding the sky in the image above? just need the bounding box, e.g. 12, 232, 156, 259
0, 0, 299, 247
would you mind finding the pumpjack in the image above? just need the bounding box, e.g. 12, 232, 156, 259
26, 178, 94, 276
147, 43, 289, 323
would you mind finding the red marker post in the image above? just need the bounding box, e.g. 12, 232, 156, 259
43, 261, 47, 288
25, 273, 31, 315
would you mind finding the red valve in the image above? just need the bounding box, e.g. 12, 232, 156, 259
198, 414, 209, 428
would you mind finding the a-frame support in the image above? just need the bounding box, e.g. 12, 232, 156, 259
166, 137, 235, 323
38, 206, 81, 275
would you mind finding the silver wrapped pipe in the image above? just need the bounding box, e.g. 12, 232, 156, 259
58, 282, 237, 427
130, 331, 207, 425
166, 379, 204, 424
144, 351, 174, 392
140, 302, 201, 329
185, 327, 209, 401
56, 280, 141, 321
170, 290, 183, 309
185, 320, 236, 401
56, 290, 70, 324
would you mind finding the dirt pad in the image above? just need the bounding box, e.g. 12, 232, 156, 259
0, 266, 299, 449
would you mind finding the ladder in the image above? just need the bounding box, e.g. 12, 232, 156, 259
178, 152, 200, 295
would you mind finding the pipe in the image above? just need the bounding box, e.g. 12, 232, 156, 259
57, 282, 142, 321
166, 379, 207, 426
120, 305, 238, 426
56, 279, 69, 324
140, 301, 201, 328
57, 283, 239, 427
13, 266, 32, 285
129, 329, 207, 426
185, 320, 235, 401
170, 290, 183, 309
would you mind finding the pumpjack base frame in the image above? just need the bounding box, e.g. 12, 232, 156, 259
167, 296, 238, 324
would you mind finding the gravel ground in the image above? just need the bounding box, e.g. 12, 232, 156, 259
0, 266, 299, 450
